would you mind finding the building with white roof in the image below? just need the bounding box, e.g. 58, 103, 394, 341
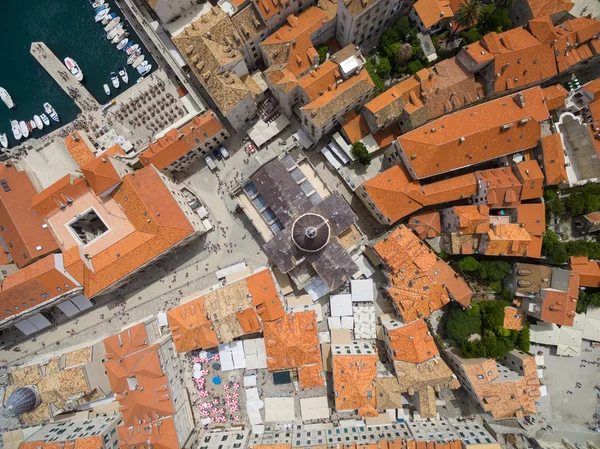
351, 278, 374, 302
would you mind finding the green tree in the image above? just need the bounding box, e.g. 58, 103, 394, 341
454, 0, 482, 35
365, 59, 385, 95
517, 322, 530, 353
407, 59, 424, 74
376, 57, 392, 78
478, 5, 512, 34
458, 256, 480, 273
480, 0, 515, 28
479, 300, 509, 329
550, 243, 568, 265
476, 260, 511, 282
577, 289, 600, 313
460, 28, 483, 43
566, 192, 587, 216
445, 305, 482, 343
396, 43, 413, 65
351, 142, 372, 166
565, 240, 600, 259
316, 45, 328, 64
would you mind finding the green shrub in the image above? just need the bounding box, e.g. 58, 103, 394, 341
458, 256, 479, 273
316, 45, 328, 64
351, 142, 372, 166
407, 59, 424, 74
445, 306, 482, 343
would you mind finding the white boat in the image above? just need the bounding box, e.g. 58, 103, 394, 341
0, 88, 15, 109
110, 72, 120, 89
117, 38, 128, 50
94, 3, 108, 12
104, 16, 120, 32
41, 114, 50, 126
107, 24, 123, 40
34, 115, 43, 129
127, 49, 140, 65
64, 57, 84, 82
138, 63, 152, 76
0, 134, 8, 149
118, 67, 129, 84
10, 120, 21, 140
19, 121, 29, 138
112, 29, 128, 44
132, 55, 145, 69
101, 12, 115, 25
94, 8, 110, 22
125, 43, 139, 55
44, 103, 59, 122
92, 0, 104, 8
104, 84, 111, 95
30, 120, 37, 130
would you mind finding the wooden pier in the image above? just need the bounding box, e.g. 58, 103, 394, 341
30, 42, 100, 113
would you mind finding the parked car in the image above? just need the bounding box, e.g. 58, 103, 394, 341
212, 149, 223, 161
204, 155, 217, 171
219, 146, 229, 159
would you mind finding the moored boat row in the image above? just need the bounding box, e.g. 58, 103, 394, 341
4, 104, 59, 148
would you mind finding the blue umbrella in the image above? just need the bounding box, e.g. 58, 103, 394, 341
212, 376, 221, 385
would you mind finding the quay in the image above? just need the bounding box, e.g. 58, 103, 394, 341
30, 42, 100, 114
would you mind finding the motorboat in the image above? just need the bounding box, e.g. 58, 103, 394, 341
132, 55, 145, 69
10, 120, 21, 140
123, 41, 132, 52
0, 134, 8, 149
138, 63, 152, 77
94, 8, 110, 22
64, 57, 84, 82
107, 24, 123, 40
111, 29, 128, 44
44, 103, 59, 122
34, 115, 44, 129
125, 43, 139, 55
101, 12, 115, 25
118, 66, 129, 84
92, 0, 104, 7
30, 120, 37, 131
0, 88, 15, 109
104, 16, 120, 32
104, 84, 111, 95
117, 38, 129, 50
110, 72, 120, 89
127, 49, 141, 65
19, 121, 29, 138
41, 114, 50, 126
94, 3, 108, 13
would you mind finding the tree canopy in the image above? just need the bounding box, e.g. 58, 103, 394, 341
351, 142, 371, 166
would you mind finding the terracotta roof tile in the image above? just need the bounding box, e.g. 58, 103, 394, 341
21, 437, 103, 449
570, 256, 600, 287
540, 134, 568, 185
263, 311, 324, 388
526, 0, 574, 19
412, 0, 454, 30
408, 211, 442, 239
364, 77, 421, 130
247, 268, 285, 321
64, 132, 96, 167
374, 226, 471, 321
539, 279, 578, 326
475, 167, 522, 208
168, 297, 220, 352
481, 223, 531, 256
399, 87, 549, 179
513, 160, 544, 200
517, 203, 545, 236
448, 205, 490, 234
298, 61, 340, 102
0, 165, 59, 268
503, 306, 524, 330
80, 157, 121, 196
342, 110, 371, 144
117, 417, 179, 449
386, 319, 438, 363
542, 84, 568, 110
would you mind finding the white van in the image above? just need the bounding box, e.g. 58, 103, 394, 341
204, 155, 217, 171
219, 147, 230, 159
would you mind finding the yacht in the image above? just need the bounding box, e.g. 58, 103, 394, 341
44, 103, 59, 122
30, 120, 37, 131
10, 120, 21, 140
34, 115, 44, 129
19, 121, 29, 138
107, 24, 123, 40
64, 57, 84, 82
0, 88, 15, 109
127, 49, 141, 65
94, 8, 110, 22
132, 55, 145, 69
41, 114, 50, 126
101, 12, 115, 25
110, 72, 120, 89
138, 63, 152, 77
104, 16, 120, 32
117, 38, 129, 50
104, 84, 111, 95
111, 29, 128, 44
118, 66, 129, 84
0, 133, 8, 149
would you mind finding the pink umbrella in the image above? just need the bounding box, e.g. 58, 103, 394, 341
210, 417, 215, 423
213, 399, 219, 405
193, 357, 200, 363
233, 383, 239, 390
232, 392, 239, 398
233, 415, 240, 421
223, 384, 230, 390
225, 394, 231, 400
212, 354, 220, 361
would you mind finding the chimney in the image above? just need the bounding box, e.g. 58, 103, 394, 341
513, 92, 526, 108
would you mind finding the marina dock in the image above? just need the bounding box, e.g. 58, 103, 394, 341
30, 42, 100, 113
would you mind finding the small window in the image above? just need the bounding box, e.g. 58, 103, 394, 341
477, 374, 484, 379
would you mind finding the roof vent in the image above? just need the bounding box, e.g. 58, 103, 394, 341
459, 137, 465, 143
500, 123, 513, 131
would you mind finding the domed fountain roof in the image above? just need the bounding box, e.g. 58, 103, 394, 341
4, 386, 39, 416
291, 213, 330, 252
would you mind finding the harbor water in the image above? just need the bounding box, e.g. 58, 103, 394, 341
0, 0, 155, 144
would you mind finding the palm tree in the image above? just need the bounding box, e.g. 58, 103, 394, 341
449, 0, 481, 41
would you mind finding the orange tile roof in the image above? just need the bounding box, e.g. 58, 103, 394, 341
570, 256, 600, 287
140, 111, 224, 170
526, 0, 574, 19
263, 311, 324, 388
412, 0, 454, 29
584, 78, 600, 101
539, 277, 579, 326
386, 319, 438, 363
168, 268, 283, 352
398, 87, 549, 179
408, 211, 442, 239
450, 205, 490, 234
21, 437, 103, 449
0, 254, 82, 324
332, 345, 378, 416
374, 226, 471, 321
255, 0, 284, 21
503, 306, 524, 330
298, 61, 341, 102
475, 167, 522, 208
342, 110, 371, 144
0, 165, 59, 268
80, 157, 121, 196
260, 7, 331, 77
513, 160, 544, 200
364, 77, 421, 129
452, 349, 540, 419
103, 324, 180, 449
517, 203, 545, 236
542, 84, 568, 111
374, 124, 401, 148
482, 223, 531, 256
540, 134, 568, 185
63, 132, 96, 167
